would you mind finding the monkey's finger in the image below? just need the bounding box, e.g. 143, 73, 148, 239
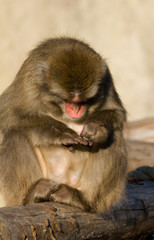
74, 137, 89, 146
81, 136, 93, 147
81, 123, 97, 139
80, 132, 94, 146
62, 137, 78, 146
80, 130, 91, 139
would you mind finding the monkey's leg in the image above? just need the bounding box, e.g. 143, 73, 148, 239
93, 133, 127, 212
50, 183, 91, 211
0, 130, 43, 207
23, 178, 90, 211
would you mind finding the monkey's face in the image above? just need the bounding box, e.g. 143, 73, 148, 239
42, 46, 106, 121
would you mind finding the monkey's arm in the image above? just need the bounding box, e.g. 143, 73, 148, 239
2, 114, 88, 148
93, 109, 126, 129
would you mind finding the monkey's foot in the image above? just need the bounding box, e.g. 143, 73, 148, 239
49, 184, 90, 211
23, 179, 59, 204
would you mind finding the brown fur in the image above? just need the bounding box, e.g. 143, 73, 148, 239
0, 37, 127, 212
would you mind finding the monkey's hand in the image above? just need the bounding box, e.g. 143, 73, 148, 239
52, 122, 89, 151
81, 122, 109, 148
59, 131, 89, 152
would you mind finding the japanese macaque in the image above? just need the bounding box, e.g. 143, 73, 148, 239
0, 37, 127, 212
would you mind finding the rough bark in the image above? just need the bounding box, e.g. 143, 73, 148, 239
0, 181, 154, 240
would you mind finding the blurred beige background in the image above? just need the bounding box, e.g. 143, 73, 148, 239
0, 0, 154, 120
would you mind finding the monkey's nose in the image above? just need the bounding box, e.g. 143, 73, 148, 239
72, 95, 80, 102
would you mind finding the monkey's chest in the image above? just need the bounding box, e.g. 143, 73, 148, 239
37, 122, 87, 187
39, 147, 88, 188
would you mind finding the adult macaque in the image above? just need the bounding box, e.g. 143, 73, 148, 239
0, 37, 127, 212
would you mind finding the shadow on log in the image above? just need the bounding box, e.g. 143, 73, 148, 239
0, 181, 154, 240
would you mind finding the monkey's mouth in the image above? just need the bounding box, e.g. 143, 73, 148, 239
65, 102, 85, 119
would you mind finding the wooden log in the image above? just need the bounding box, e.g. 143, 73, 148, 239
0, 181, 154, 240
